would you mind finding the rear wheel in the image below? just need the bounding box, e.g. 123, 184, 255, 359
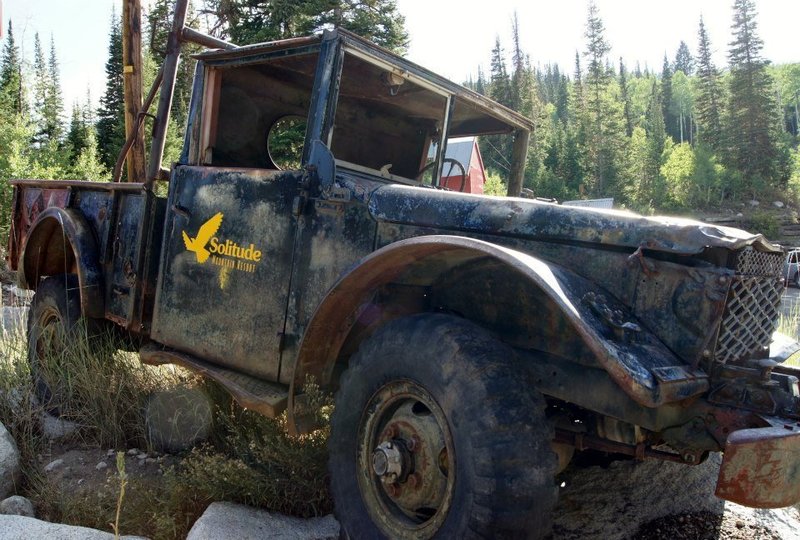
329, 314, 557, 539
27, 274, 98, 413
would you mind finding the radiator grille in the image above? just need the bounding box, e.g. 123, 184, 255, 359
732, 247, 785, 277
714, 248, 784, 364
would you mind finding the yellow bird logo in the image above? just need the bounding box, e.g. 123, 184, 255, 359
182, 212, 223, 263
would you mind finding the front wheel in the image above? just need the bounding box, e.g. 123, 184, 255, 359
329, 314, 557, 539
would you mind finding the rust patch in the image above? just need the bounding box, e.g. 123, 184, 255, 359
716, 425, 800, 508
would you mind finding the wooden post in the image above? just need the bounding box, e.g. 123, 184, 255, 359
507, 129, 530, 197
122, 0, 146, 182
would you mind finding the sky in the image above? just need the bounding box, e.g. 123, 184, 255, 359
1, 0, 799, 110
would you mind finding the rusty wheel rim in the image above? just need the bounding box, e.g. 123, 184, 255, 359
33, 306, 67, 403
357, 379, 455, 538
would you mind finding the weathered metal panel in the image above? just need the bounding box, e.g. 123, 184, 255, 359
716, 424, 800, 508
105, 193, 145, 326
280, 174, 377, 384
151, 166, 301, 381
368, 185, 779, 255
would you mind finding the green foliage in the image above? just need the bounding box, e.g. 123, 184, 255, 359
0, 21, 25, 115
661, 142, 695, 206
97, 12, 126, 171
209, 0, 408, 53
725, 0, 784, 190
695, 16, 725, 152
482, 170, 507, 196
746, 211, 780, 239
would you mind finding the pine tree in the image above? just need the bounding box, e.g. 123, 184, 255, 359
475, 66, 486, 96
43, 36, 65, 142
661, 54, 677, 140
619, 57, 633, 137
0, 21, 25, 115
96, 11, 126, 170
695, 16, 725, 152
480, 36, 513, 177
581, 1, 626, 197
726, 0, 783, 189
209, 0, 408, 53
674, 41, 694, 75
32, 33, 49, 145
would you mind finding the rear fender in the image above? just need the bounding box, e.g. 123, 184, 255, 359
288, 235, 708, 432
19, 207, 104, 318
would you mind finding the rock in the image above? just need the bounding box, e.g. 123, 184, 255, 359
736, 212, 744, 218
127, 448, 139, 456
749, 200, 760, 207
186, 502, 339, 540
95, 461, 108, 471
0, 424, 21, 499
136, 453, 147, 460
0, 496, 34, 517
0, 515, 146, 539
43, 459, 64, 473
0, 307, 27, 337
773, 201, 785, 208
41, 412, 79, 441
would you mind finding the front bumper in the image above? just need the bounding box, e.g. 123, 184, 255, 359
716, 423, 800, 508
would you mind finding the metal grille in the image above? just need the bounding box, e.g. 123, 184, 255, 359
733, 247, 784, 276
714, 248, 784, 364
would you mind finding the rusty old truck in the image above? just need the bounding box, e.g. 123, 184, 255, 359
5, 4, 800, 538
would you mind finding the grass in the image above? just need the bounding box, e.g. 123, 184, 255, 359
0, 313, 332, 539
777, 297, 800, 366
3, 283, 798, 536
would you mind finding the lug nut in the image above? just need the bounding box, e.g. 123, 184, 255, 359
407, 472, 421, 489
406, 436, 420, 452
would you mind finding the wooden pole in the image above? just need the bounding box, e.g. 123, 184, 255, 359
122, 0, 146, 182
507, 129, 530, 197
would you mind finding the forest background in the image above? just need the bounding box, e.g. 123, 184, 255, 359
1, 0, 799, 242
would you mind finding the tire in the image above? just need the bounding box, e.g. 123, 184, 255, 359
329, 313, 557, 539
26, 274, 98, 414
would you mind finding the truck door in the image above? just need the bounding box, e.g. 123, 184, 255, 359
151, 166, 300, 381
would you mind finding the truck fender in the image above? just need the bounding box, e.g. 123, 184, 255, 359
287, 235, 708, 433
19, 207, 104, 319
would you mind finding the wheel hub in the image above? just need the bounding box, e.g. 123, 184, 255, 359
372, 440, 406, 481
358, 380, 455, 535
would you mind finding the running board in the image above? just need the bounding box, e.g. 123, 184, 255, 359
139, 343, 288, 417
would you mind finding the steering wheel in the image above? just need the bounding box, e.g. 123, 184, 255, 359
417, 158, 467, 192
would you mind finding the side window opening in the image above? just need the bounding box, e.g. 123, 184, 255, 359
331, 51, 448, 182
199, 52, 318, 170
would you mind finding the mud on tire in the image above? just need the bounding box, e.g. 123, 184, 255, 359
329, 313, 557, 539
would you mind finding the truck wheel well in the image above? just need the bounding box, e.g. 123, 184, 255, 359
22, 217, 77, 288
19, 208, 105, 319
287, 236, 602, 435
330, 258, 594, 388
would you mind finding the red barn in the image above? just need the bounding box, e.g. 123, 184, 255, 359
439, 137, 487, 194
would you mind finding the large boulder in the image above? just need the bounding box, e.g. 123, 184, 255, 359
0, 496, 34, 517
0, 516, 146, 540
0, 424, 21, 499
187, 502, 339, 540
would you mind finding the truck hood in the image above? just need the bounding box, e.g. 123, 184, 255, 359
367, 185, 780, 255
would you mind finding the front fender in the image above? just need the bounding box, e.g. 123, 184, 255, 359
19, 207, 104, 319
288, 235, 708, 432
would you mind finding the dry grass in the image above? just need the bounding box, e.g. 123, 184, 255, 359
0, 318, 332, 539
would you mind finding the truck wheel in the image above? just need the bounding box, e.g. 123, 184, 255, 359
27, 274, 96, 413
329, 313, 557, 539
